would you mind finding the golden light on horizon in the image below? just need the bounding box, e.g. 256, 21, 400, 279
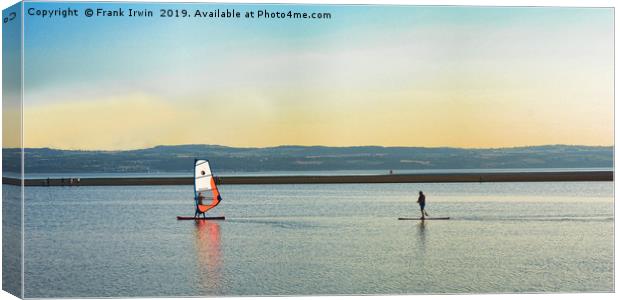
22, 83, 613, 150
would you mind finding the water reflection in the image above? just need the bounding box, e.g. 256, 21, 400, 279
417, 220, 427, 259
193, 220, 222, 294
405, 219, 428, 272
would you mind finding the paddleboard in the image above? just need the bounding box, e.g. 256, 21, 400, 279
398, 217, 450, 220
177, 216, 225, 220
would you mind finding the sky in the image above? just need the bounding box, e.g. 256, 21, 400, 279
18, 2, 614, 150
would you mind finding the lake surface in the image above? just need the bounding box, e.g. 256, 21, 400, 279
14, 182, 614, 297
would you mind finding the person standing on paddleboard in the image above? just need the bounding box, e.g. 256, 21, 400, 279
417, 191, 429, 219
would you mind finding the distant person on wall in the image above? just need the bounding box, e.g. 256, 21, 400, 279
417, 191, 429, 219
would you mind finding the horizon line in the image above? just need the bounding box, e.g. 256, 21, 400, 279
2, 143, 615, 152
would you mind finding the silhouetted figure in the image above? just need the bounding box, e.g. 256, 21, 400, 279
417, 191, 429, 219
194, 192, 206, 218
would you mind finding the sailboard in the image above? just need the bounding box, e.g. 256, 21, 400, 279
177, 159, 225, 220
398, 217, 450, 220
177, 216, 225, 220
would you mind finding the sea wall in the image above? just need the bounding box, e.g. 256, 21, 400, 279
2, 171, 613, 186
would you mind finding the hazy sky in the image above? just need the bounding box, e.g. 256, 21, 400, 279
21, 2, 613, 150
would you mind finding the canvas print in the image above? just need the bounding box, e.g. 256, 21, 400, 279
1, 0, 614, 298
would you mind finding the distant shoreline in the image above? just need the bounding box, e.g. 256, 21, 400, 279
2, 171, 613, 186
3, 145, 612, 175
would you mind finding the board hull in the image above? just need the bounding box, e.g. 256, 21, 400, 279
398, 217, 450, 220
177, 216, 225, 220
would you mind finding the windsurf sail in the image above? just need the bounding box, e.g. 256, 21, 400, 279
194, 159, 222, 215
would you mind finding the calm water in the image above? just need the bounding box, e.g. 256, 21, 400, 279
15, 182, 614, 297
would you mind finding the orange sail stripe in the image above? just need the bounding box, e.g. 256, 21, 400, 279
198, 177, 221, 213
197, 204, 216, 213
210, 176, 220, 198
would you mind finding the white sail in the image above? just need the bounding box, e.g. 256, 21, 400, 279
194, 160, 213, 194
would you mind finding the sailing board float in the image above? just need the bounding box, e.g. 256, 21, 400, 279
398, 217, 450, 220
177, 216, 225, 220
177, 159, 225, 220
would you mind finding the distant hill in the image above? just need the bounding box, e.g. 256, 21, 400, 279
1, 144, 613, 174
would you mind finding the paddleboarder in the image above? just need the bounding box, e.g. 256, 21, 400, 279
417, 191, 429, 219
